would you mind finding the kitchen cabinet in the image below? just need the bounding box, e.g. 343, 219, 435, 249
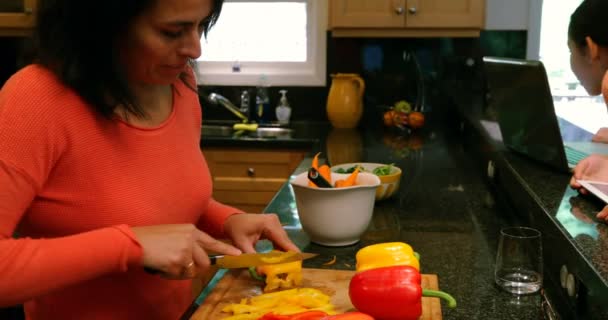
0, 0, 36, 36
329, 0, 485, 37
204, 148, 307, 213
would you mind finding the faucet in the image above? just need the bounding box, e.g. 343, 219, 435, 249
207, 93, 249, 123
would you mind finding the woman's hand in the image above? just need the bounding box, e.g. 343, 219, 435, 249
131, 224, 241, 279
570, 154, 608, 194
223, 213, 300, 254
592, 127, 608, 143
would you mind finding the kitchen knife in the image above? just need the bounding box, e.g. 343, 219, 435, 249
210, 251, 317, 269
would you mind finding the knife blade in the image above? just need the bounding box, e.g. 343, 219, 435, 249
210, 251, 317, 269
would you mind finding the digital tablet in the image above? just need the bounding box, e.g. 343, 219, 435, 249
577, 180, 608, 203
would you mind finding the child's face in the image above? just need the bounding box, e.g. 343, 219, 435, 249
569, 39, 604, 96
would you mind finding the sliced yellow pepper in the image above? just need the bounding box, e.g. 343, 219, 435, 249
221, 288, 336, 319
258, 259, 303, 292
355, 242, 419, 272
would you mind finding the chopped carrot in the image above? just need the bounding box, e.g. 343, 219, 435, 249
311, 152, 321, 170
344, 167, 359, 186
322, 255, 337, 266
334, 179, 346, 188
334, 167, 359, 188
318, 164, 331, 185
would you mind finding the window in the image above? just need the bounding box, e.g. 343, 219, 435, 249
195, 0, 327, 87
538, 0, 608, 134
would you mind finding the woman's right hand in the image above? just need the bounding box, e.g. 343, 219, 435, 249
131, 224, 241, 279
570, 154, 608, 194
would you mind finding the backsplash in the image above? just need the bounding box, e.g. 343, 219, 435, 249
0, 30, 527, 125
200, 30, 528, 125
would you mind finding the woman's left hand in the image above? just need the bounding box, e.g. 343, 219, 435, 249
223, 213, 300, 253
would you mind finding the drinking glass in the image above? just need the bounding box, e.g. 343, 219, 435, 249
494, 227, 543, 295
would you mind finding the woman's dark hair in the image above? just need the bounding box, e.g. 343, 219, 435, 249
569, 0, 608, 49
34, 0, 223, 118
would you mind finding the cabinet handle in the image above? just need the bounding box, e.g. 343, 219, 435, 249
24, 7, 33, 14
395, 7, 404, 15
408, 7, 417, 14
247, 167, 255, 177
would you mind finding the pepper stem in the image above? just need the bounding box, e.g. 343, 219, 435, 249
248, 267, 266, 282
414, 252, 420, 261
422, 289, 457, 308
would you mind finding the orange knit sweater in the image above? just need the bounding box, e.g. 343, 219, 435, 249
0, 65, 240, 319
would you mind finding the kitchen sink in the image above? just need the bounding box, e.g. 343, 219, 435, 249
201, 125, 294, 139
201, 125, 234, 137
248, 127, 294, 138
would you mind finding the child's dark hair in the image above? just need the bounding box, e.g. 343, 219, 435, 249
569, 0, 608, 49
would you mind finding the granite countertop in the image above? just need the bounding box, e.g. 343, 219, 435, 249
268, 125, 545, 319
193, 84, 608, 318
195, 112, 545, 319
445, 85, 608, 319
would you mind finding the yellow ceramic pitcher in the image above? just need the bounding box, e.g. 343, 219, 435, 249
326, 73, 365, 129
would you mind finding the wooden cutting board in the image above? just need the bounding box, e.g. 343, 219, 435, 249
190, 268, 442, 320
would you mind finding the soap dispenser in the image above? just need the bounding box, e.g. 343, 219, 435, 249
275, 90, 292, 125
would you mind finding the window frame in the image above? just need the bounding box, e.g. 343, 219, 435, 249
195, 0, 327, 87
526, 0, 543, 60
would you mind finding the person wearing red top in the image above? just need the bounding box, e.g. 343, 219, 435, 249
0, 0, 299, 319
568, 0, 608, 223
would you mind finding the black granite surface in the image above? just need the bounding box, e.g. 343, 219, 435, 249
196, 110, 547, 319
194, 78, 608, 318
445, 82, 608, 319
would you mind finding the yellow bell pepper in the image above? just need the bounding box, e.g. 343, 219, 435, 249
221, 288, 336, 320
254, 251, 304, 292
355, 242, 419, 272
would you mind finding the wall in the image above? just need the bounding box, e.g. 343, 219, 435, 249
0, 32, 527, 126
484, 0, 542, 59
200, 31, 527, 125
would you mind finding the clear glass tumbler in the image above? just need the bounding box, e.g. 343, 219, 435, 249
494, 226, 543, 295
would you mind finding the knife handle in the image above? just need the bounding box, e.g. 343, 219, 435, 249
209, 255, 221, 265
308, 167, 333, 188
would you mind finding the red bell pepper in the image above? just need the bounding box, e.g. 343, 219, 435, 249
259, 311, 328, 320
349, 266, 456, 320
259, 311, 373, 320
324, 312, 375, 320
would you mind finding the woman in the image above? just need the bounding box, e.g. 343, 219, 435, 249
568, 0, 608, 143
0, 0, 299, 319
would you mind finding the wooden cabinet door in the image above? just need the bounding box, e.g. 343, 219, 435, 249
405, 0, 484, 28
330, 0, 406, 28
0, 0, 36, 28
203, 148, 306, 214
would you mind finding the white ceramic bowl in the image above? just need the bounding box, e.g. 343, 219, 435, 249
290, 171, 381, 246
331, 163, 402, 201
